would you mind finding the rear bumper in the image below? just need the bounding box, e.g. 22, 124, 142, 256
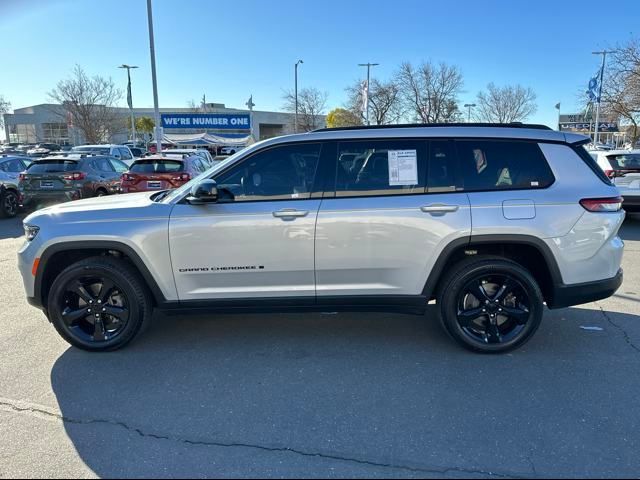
21, 190, 81, 205
548, 269, 623, 309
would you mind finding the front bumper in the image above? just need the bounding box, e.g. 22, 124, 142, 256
548, 269, 623, 309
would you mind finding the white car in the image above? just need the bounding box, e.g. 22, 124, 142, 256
220, 145, 245, 155
71, 144, 135, 166
162, 148, 215, 166
591, 149, 640, 212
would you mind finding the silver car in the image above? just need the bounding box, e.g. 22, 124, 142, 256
18, 124, 625, 352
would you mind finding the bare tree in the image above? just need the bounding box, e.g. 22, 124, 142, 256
395, 61, 464, 123
48, 65, 123, 144
345, 78, 403, 125
474, 83, 537, 123
602, 38, 640, 144
282, 87, 328, 132
186, 99, 200, 112
0, 95, 10, 129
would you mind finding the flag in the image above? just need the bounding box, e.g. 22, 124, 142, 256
555, 102, 560, 110
361, 80, 368, 114
126, 76, 133, 109
245, 95, 255, 111
587, 68, 601, 103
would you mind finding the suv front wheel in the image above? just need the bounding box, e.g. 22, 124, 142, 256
47, 256, 152, 351
438, 257, 544, 353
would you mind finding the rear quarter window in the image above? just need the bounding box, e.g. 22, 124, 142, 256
572, 146, 613, 186
456, 140, 555, 191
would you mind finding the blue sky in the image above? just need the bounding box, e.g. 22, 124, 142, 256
1, 0, 638, 134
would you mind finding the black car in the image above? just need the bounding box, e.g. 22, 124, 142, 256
19, 154, 129, 208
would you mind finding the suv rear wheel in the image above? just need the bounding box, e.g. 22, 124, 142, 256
47, 256, 152, 351
438, 256, 544, 353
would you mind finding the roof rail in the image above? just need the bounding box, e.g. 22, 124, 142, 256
313, 122, 553, 132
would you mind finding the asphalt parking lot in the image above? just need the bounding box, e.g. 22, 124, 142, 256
0, 214, 639, 479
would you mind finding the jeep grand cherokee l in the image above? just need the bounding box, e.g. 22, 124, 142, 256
18, 124, 624, 353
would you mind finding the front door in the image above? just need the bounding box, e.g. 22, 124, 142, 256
169, 142, 324, 301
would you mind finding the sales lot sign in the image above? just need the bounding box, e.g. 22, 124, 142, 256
161, 113, 251, 130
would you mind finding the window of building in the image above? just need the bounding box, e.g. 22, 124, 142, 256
42, 123, 69, 144
8, 124, 37, 144
456, 140, 554, 191
334, 140, 427, 197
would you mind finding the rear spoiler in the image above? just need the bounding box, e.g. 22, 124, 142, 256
564, 132, 591, 146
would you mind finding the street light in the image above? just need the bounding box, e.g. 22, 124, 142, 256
464, 103, 476, 123
358, 63, 379, 125
146, 0, 162, 153
118, 64, 138, 145
294, 60, 303, 133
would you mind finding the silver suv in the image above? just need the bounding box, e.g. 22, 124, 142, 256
18, 124, 625, 353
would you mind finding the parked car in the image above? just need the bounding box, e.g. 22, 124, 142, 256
120, 154, 208, 193
164, 148, 215, 166
591, 149, 640, 212
18, 123, 625, 353
71, 144, 135, 166
129, 147, 147, 159
0, 155, 31, 182
19, 154, 129, 208
220, 145, 245, 155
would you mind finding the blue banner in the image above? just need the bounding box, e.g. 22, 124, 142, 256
161, 113, 251, 130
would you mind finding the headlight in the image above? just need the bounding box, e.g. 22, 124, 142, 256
24, 225, 40, 242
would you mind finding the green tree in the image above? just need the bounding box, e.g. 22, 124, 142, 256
326, 108, 362, 128
135, 116, 155, 143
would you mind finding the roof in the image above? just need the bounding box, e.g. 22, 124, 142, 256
255, 124, 588, 149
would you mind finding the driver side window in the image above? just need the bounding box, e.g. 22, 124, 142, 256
214, 143, 321, 202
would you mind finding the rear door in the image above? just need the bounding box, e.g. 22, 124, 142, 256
0, 158, 26, 181
315, 138, 471, 300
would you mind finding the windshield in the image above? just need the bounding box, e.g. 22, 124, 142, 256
607, 153, 640, 169
72, 146, 110, 155
130, 160, 184, 173
27, 160, 79, 173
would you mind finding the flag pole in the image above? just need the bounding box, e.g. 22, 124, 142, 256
592, 50, 611, 145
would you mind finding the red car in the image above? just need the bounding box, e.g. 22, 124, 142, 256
120, 154, 208, 193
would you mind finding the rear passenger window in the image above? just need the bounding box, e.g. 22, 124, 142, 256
456, 140, 554, 191
428, 140, 458, 192
335, 140, 426, 197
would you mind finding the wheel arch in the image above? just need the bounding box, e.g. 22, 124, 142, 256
423, 234, 563, 306
34, 241, 166, 310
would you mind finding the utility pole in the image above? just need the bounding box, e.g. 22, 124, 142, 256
294, 60, 303, 133
119, 64, 138, 145
464, 103, 476, 123
592, 50, 613, 145
358, 62, 379, 125
146, 0, 162, 153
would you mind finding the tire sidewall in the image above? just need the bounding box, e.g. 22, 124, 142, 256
2, 190, 18, 218
440, 261, 544, 353
48, 263, 144, 351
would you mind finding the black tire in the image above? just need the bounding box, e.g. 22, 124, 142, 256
0, 189, 19, 218
437, 256, 544, 353
95, 188, 108, 197
47, 256, 153, 351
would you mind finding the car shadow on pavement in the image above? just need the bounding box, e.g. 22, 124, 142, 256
620, 213, 640, 241
49, 306, 640, 478
0, 215, 25, 240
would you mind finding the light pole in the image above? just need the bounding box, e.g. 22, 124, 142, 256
294, 60, 303, 133
464, 103, 476, 123
146, 0, 162, 153
592, 50, 613, 145
119, 64, 138, 145
358, 63, 379, 125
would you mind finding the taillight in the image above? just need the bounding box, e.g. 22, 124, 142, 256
63, 171, 86, 181
18, 173, 26, 182
580, 196, 623, 212
122, 173, 137, 182
172, 173, 190, 182
604, 169, 614, 178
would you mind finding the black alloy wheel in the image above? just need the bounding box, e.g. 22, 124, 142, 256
48, 257, 152, 351
439, 257, 544, 353
1, 190, 19, 218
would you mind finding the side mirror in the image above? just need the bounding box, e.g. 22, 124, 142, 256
187, 179, 218, 204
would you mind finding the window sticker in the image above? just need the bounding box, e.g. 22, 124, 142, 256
388, 150, 418, 186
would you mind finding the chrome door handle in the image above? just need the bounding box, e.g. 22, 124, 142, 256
272, 209, 309, 218
420, 204, 459, 214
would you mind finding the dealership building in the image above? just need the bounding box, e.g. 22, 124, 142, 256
2, 103, 325, 146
